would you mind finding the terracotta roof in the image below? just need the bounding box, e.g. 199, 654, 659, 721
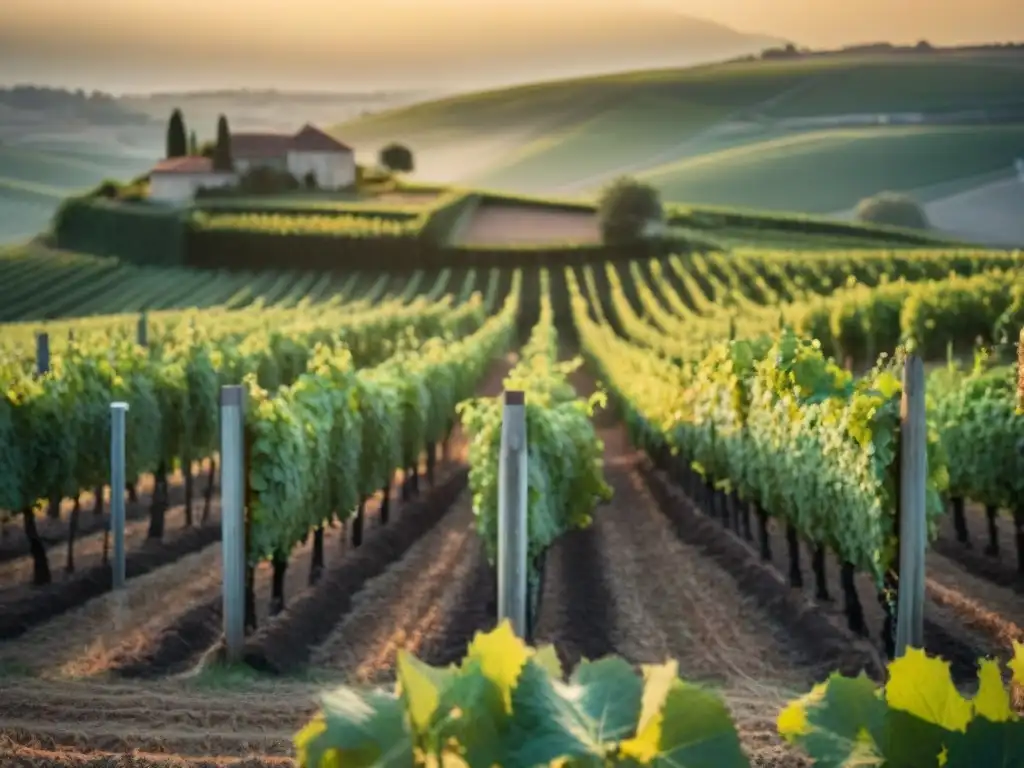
151, 156, 224, 174
291, 124, 352, 153
231, 132, 293, 158
228, 125, 352, 158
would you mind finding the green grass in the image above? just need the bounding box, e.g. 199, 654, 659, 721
0, 144, 153, 244
758, 56, 1024, 118
635, 124, 1024, 213
334, 52, 1024, 198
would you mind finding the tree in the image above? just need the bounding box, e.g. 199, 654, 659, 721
379, 143, 414, 173
188, 130, 198, 155
166, 109, 187, 158
597, 176, 665, 245
854, 191, 930, 230
213, 114, 233, 172
303, 171, 318, 190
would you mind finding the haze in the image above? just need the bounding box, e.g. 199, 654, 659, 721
2, 0, 1023, 93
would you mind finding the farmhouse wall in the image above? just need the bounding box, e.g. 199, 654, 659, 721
150, 172, 236, 203
234, 156, 288, 174
286, 150, 356, 189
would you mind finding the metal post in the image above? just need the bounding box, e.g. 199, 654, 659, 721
36, 332, 50, 375
895, 355, 926, 656
220, 385, 246, 663
497, 390, 528, 637
110, 402, 129, 589
137, 312, 148, 347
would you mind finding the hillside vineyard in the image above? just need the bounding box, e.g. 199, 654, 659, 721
0, 244, 1022, 767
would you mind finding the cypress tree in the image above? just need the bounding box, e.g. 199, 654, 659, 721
188, 130, 198, 155
213, 115, 233, 171
166, 109, 187, 158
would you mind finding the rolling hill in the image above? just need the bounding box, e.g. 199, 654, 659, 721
332, 51, 1024, 246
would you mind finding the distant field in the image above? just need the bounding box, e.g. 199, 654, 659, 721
334, 53, 1024, 195
453, 201, 601, 247
0, 243, 476, 325
5, 52, 1024, 247
0, 141, 155, 244
635, 124, 1024, 213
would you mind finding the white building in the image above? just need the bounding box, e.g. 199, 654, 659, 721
231, 124, 356, 189
148, 156, 237, 203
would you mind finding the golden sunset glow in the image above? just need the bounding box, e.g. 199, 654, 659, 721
2, 0, 1022, 91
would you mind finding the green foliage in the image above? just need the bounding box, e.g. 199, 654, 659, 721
779, 643, 1024, 767
166, 108, 187, 159
293, 626, 1024, 768
929, 358, 1024, 508
1019, 328, 1024, 415
244, 287, 515, 561
783, 267, 1022, 365
379, 143, 414, 173
459, 270, 611, 580
237, 166, 301, 195
597, 177, 664, 245
855, 191, 930, 231
571, 267, 951, 585
52, 198, 186, 267
294, 621, 749, 767
192, 211, 422, 239
0, 288, 504, 566
213, 115, 233, 172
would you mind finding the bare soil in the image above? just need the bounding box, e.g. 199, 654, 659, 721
455, 202, 601, 246
0, 677, 313, 761
307, 491, 494, 683
542, 365, 844, 766
933, 500, 1024, 593
0, 501, 222, 642
0, 462, 215, 566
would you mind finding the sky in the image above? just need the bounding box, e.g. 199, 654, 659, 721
2, 0, 1023, 93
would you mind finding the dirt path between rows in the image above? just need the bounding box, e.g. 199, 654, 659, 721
308, 490, 493, 683
538, 364, 829, 767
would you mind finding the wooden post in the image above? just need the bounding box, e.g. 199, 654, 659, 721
895, 354, 926, 656
498, 390, 528, 637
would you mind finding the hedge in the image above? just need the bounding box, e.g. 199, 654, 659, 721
53, 198, 186, 267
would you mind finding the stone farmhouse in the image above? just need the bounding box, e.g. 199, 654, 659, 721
148, 124, 355, 203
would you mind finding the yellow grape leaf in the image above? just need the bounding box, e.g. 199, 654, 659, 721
776, 681, 829, 741
1009, 641, 1024, 686
619, 661, 678, 762
973, 659, 1012, 723
885, 648, 971, 733
463, 620, 529, 712
395, 650, 446, 732
532, 644, 563, 679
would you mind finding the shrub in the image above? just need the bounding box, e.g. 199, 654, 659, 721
597, 177, 665, 245
96, 180, 120, 199
237, 166, 299, 195
855, 191, 930, 230
379, 142, 414, 173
